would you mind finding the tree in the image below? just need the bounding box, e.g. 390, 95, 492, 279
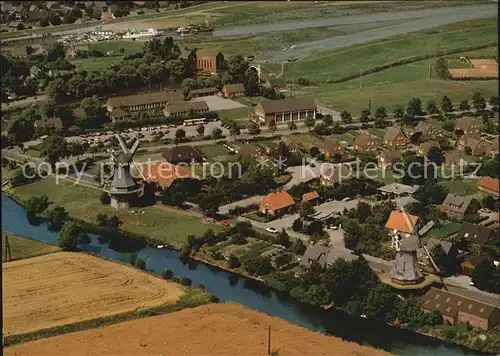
374, 106, 388, 120
241, 255, 272, 276
26, 195, 50, 216
354, 202, 372, 223
489, 96, 499, 111
304, 116, 315, 131
471, 259, 499, 293
135, 258, 146, 270
406, 98, 423, 118
322, 115, 333, 126
162, 268, 174, 279
96, 213, 108, 227
175, 128, 186, 144
393, 105, 404, 120
40, 134, 70, 168
359, 108, 371, 124
293, 238, 306, 255
58, 222, 80, 250
49, 14, 62, 26
70, 141, 85, 161
229, 122, 240, 140
211, 127, 223, 142
363, 284, 398, 322
108, 215, 122, 229
47, 206, 68, 232
299, 200, 315, 217
340, 110, 352, 124
459, 100, 470, 112
426, 100, 438, 115
441, 96, 453, 113
276, 229, 291, 248
180, 277, 192, 286
427, 146, 444, 165
199, 189, 224, 219
288, 121, 297, 131
472, 92, 486, 111
228, 255, 241, 268
162, 182, 187, 207
196, 125, 205, 136
268, 118, 277, 134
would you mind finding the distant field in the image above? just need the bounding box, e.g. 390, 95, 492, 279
71, 56, 123, 71
89, 40, 144, 54
3, 252, 184, 337
10, 178, 219, 245
2, 234, 60, 262
283, 19, 498, 82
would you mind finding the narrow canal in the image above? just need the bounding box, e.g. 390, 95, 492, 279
1, 192, 487, 355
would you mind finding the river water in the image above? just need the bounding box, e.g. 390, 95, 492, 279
1, 192, 486, 355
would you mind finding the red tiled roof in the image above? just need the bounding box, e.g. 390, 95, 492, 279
302, 191, 319, 201
385, 210, 419, 234
260, 191, 295, 212
478, 176, 500, 195
141, 161, 195, 188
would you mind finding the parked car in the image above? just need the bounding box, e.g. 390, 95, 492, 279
221, 220, 230, 228
480, 208, 491, 213
266, 227, 279, 234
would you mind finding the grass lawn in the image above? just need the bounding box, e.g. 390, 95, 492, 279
71, 56, 124, 72
366, 128, 386, 139
284, 19, 497, 82
89, 40, 144, 54
10, 178, 219, 245
446, 58, 472, 69
2, 167, 17, 184
198, 144, 230, 161
428, 222, 462, 238
440, 179, 479, 195
370, 169, 397, 184
2, 233, 60, 262
217, 107, 250, 128
286, 132, 323, 151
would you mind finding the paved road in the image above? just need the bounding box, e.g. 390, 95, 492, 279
213, 4, 498, 62
1, 95, 47, 110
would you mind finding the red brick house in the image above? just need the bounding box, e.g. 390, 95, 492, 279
455, 117, 480, 135
478, 176, 500, 197
222, 83, 245, 98
456, 134, 488, 156
320, 137, 343, 158
383, 127, 407, 149
259, 191, 295, 217
378, 150, 402, 171
354, 134, 379, 153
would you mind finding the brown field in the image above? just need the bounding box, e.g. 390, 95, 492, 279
2, 252, 184, 337
5, 303, 391, 356
448, 58, 498, 79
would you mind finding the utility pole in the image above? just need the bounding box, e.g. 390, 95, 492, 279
267, 326, 271, 355
4, 233, 11, 262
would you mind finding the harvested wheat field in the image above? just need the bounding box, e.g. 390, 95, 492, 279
5, 303, 390, 356
2, 252, 184, 337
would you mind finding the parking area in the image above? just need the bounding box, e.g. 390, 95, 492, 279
191, 95, 247, 111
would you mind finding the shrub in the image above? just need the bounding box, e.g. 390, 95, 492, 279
135, 258, 146, 270
228, 255, 241, 268
180, 277, 192, 286
161, 268, 174, 280
100, 192, 111, 205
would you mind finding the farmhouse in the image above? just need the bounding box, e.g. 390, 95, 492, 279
302, 191, 320, 205
385, 210, 420, 235
253, 97, 316, 124
109, 108, 131, 122
461, 255, 491, 276
414, 121, 442, 142
478, 176, 500, 197
222, 83, 245, 98
443, 150, 464, 166
106, 91, 183, 113
455, 117, 480, 135
354, 134, 379, 153
259, 191, 295, 217
320, 164, 353, 186
378, 183, 419, 197
456, 134, 488, 156
163, 100, 209, 118
264, 77, 286, 92
440, 193, 476, 220
162, 146, 203, 165
383, 127, 407, 149
34, 117, 63, 132
141, 161, 197, 189
320, 137, 343, 158
456, 223, 494, 252
189, 87, 220, 98
417, 141, 440, 159
420, 287, 500, 330
378, 149, 402, 171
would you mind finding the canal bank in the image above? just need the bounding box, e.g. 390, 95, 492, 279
2, 191, 493, 355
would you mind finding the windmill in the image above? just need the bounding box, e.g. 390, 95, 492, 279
103, 134, 144, 210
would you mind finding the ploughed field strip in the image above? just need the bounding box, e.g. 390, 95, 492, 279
2, 252, 184, 337
4, 303, 391, 356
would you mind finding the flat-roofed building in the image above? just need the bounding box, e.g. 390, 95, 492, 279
253, 97, 316, 125
163, 100, 209, 118
106, 91, 183, 113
